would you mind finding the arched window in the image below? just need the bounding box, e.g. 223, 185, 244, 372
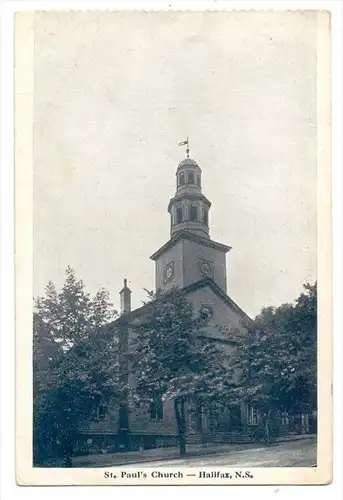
179, 172, 185, 186
176, 207, 183, 224
190, 205, 198, 221
188, 172, 194, 184
197, 175, 201, 187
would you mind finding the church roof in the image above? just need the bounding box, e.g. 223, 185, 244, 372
107, 277, 252, 343
149, 230, 231, 261
177, 158, 200, 170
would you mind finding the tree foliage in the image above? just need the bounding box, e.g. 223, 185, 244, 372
132, 289, 232, 456
33, 266, 119, 466
228, 282, 317, 440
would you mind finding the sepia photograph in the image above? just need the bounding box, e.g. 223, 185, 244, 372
13, 7, 332, 486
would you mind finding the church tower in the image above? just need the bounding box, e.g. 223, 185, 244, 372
150, 148, 231, 294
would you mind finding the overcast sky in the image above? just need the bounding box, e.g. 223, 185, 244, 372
33, 10, 317, 318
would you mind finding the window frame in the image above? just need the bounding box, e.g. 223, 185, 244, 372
176, 206, 183, 224
190, 204, 198, 222
187, 172, 195, 184
281, 411, 289, 426
203, 207, 209, 226
247, 405, 258, 425
150, 397, 164, 421
91, 405, 108, 422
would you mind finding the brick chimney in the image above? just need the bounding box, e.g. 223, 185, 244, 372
119, 278, 131, 314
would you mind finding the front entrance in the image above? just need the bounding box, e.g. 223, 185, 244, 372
230, 405, 243, 432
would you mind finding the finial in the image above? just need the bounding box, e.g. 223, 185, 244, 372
124, 278, 127, 287
177, 137, 190, 158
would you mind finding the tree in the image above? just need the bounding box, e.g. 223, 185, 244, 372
33, 267, 119, 466
131, 289, 232, 457
229, 282, 317, 443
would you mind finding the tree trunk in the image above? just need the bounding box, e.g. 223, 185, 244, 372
300, 413, 306, 434
174, 398, 187, 457
264, 410, 271, 446
62, 432, 74, 468
65, 454, 73, 468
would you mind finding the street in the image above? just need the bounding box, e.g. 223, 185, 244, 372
126, 438, 317, 468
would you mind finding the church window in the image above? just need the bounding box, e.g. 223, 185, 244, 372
150, 397, 164, 420
203, 207, 209, 226
199, 305, 213, 320
196, 401, 205, 432
91, 405, 108, 421
176, 207, 183, 224
179, 172, 185, 186
188, 172, 195, 184
197, 175, 201, 187
247, 405, 258, 425
281, 412, 289, 426
190, 205, 198, 221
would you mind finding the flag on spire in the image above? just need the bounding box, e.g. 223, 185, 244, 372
178, 137, 190, 158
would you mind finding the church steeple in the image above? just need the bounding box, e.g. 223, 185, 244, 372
168, 156, 211, 239
150, 149, 231, 295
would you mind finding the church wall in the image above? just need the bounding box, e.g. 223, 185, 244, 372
78, 403, 120, 434
155, 239, 184, 292
121, 288, 247, 438
125, 329, 178, 436
186, 286, 247, 335
80, 286, 249, 445
182, 239, 227, 292
128, 399, 178, 435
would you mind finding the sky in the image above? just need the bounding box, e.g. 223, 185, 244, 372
33, 10, 317, 318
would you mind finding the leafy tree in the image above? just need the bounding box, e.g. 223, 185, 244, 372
35, 266, 115, 349
229, 282, 317, 443
33, 267, 119, 466
131, 289, 232, 457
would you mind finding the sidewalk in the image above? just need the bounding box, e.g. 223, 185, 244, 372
41, 434, 316, 468
73, 442, 259, 468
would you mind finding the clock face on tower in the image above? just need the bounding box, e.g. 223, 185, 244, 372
163, 261, 174, 283
198, 259, 213, 277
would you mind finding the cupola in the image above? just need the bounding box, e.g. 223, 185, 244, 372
168, 154, 211, 239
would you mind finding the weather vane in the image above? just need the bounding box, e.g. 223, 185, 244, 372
177, 137, 190, 158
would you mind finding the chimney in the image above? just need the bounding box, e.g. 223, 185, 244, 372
119, 278, 131, 314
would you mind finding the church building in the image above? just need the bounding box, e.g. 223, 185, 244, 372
77, 149, 274, 454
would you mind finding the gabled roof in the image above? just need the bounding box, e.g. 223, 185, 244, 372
150, 231, 231, 261
185, 277, 252, 324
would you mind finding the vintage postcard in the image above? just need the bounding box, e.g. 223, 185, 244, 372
14, 7, 332, 486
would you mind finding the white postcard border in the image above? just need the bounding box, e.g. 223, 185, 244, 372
1, 1, 341, 495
